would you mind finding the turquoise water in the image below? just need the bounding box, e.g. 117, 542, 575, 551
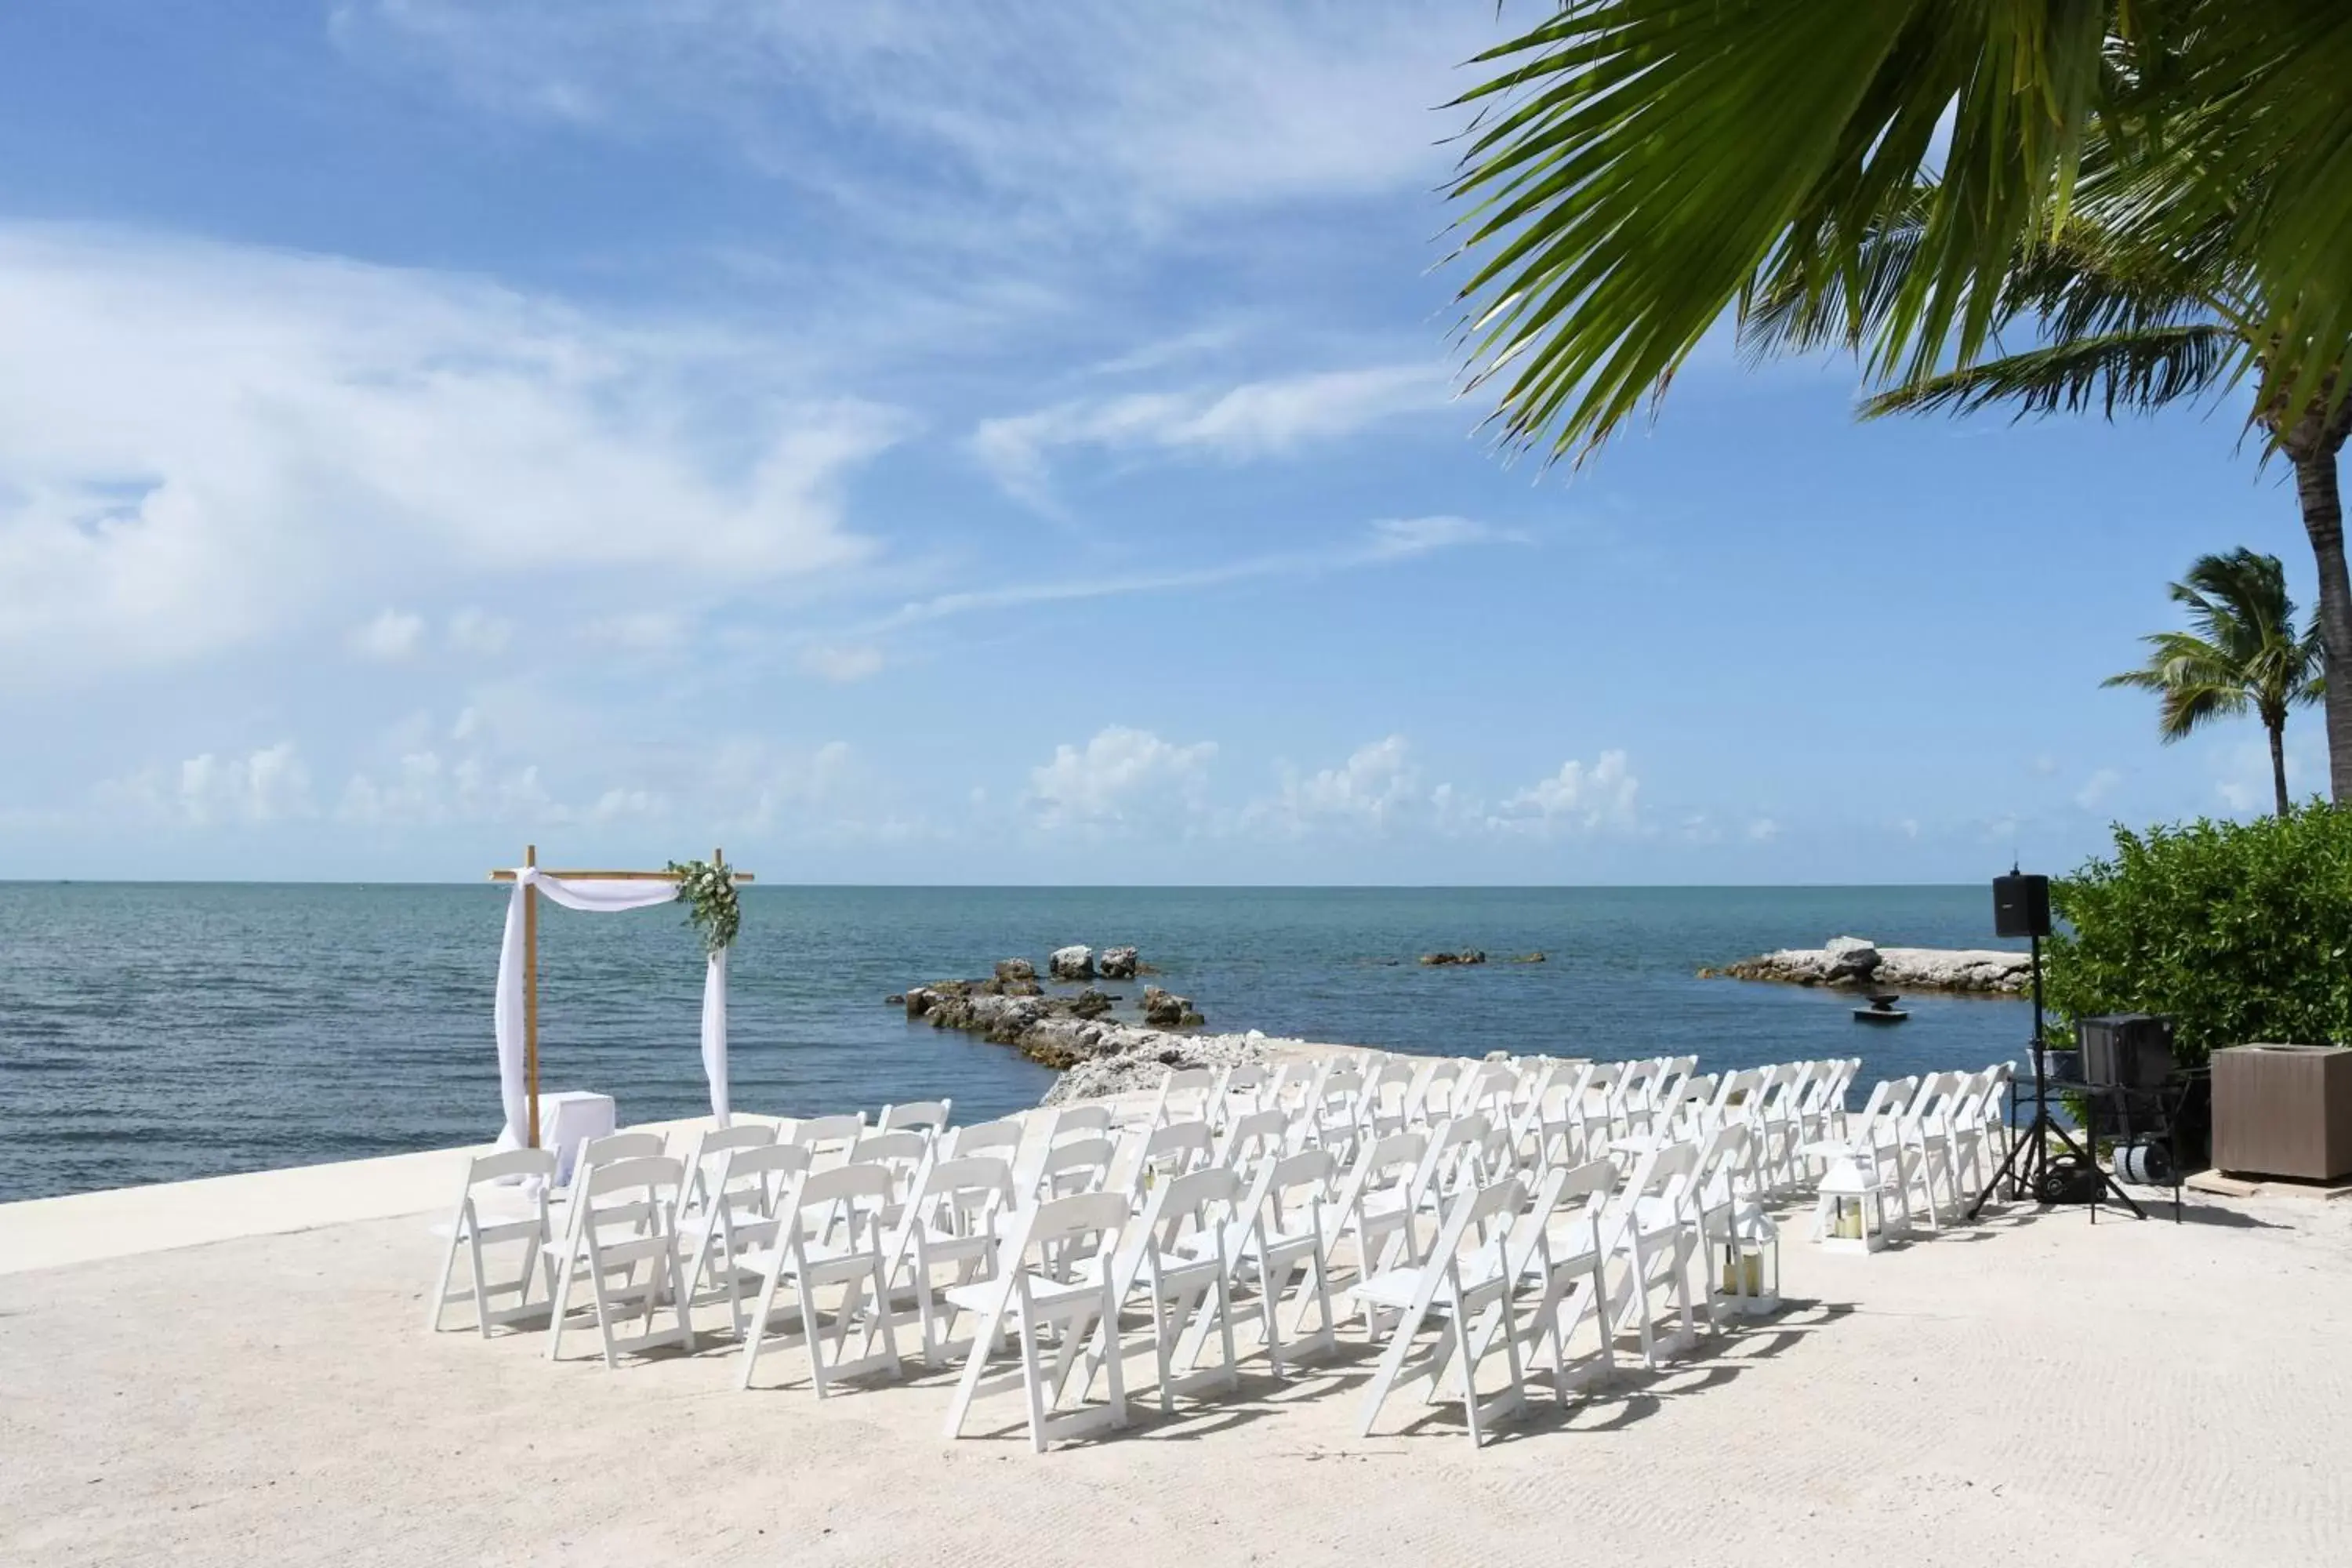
0, 883, 2026, 1203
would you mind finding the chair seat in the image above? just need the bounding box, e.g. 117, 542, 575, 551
945, 1263, 1107, 1316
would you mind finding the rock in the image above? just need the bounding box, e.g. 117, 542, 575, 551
1098, 946, 1140, 980
1510, 952, 1547, 964
993, 957, 1036, 983
1049, 945, 1094, 981
884, 993, 905, 1006
1069, 987, 1116, 1020
1419, 949, 1487, 967
1703, 939, 2030, 994
1820, 936, 1882, 982
1041, 1026, 1282, 1106
1141, 986, 1198, 1029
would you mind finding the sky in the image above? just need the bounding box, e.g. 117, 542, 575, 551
0, 2, 2328, 886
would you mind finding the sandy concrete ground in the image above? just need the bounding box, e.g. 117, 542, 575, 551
6, 1156, 2352, 1568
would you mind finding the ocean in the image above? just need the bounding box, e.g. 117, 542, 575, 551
0, 883, 2027, 1203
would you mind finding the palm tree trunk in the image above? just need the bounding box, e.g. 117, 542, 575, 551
2296, 446, 2352, 804
2270, 719, 2292, 817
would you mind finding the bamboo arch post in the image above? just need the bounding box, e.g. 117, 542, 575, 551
489, 846, 754, 1149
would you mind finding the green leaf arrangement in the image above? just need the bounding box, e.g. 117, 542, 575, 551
666, 858, 741, 956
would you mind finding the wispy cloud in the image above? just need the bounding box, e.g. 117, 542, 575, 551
861, 515, 1522, 636
971, 362, 1450, 510
339, 2, 1488, 236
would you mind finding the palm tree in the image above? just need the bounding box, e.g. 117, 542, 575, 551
2103, 550, 2323, 816
1732, 176, 2352, 801
1444, 5, 2352, 797
1446, 2, 2352, 461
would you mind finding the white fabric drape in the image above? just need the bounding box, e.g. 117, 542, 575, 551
492, 867, 732, 1149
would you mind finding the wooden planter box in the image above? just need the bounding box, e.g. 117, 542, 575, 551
2212, 1044, 2352, 1182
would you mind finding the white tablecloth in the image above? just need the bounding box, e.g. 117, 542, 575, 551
541, 1091, 617, 1186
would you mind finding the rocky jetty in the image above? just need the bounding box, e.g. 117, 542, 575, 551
1700, 935, 2030, 995
1041, 1025, 1290, 1105
900, 949, 1203, 1071
1420, 949, 1487, 967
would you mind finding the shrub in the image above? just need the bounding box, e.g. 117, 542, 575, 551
2044, 804, 2352, 1065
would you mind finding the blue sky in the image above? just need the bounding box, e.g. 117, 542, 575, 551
0, 2, 2326, 885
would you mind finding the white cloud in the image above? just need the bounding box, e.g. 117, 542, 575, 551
1253, 735, 1422, 836
349, 608, 426, 662
1747, 817, 1782, 842
340, 2, 1484, 231
972, 363, 1446, 508
1028, 726, 1217, 831
1488, 750, 1639, 836
446, 608, 514, 655
101, 741, 316, 826
584, 612, 691, 653
2074, 768, 2122, 811
798, 643, 886, 684
0, 225, 896, 676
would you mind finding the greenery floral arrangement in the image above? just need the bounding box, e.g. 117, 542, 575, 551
666, 858, 742, 955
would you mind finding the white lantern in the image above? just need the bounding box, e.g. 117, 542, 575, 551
1714, 1211, 1781, 1316
1814, 1157, 1893, 1254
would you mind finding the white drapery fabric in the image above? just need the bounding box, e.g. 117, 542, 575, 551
492, 867, 731, 1149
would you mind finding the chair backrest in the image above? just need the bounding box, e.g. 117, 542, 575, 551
1850, 1076, 1918, 1142
1328, 1128, 1425, 1230
574, 1154, 684, 1246
578, 1131, 666, 1177
1254, 1146, 1337, 1240
1464, 1063, 1519, 1120
880, 1099, 953, 1135
1038, 1134, 1118, 1199
1139, 1164, 1241, 1266
1135, 1120, 1213, 1181
1051, 1105, 1116, 1143
1156, 1066, 1219, 1125
1431, 1176, 1526, 1283
1406, 1059, 1468, 1123
898, 1155, 1015, 1247
679, 1122, 778, 1203
849, 1128, 931, 1196
1217, 1065, 1269, 1120
465, 1147, 557, 1188
789, 1113, 867, 1167
944, 1118, 1022, 1160
787, 1162, 897, 1250
1214, 1108, 1290, 1177
1012, 1191, 1130, 1287
1417, 1113, 1494, 1200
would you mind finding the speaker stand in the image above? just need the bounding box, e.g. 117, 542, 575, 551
1967, 934, 2145, 1221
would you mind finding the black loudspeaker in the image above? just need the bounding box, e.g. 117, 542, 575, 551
1992, 873, 2052, 938
2078, 1013, 2176, 1091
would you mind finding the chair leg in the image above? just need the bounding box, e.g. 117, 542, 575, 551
466, 1232, 493, 1339
427, 1232, 460, 1334
545, 1252, 576, 1362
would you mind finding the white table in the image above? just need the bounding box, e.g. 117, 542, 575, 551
540, 1091, 618, 1187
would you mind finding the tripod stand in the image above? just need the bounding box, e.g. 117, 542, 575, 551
1967, 932, 2144, 1220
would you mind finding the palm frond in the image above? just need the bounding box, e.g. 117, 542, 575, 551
1859, 324, 2241, 421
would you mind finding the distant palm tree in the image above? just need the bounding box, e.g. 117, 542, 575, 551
2103, 550, 2324, 817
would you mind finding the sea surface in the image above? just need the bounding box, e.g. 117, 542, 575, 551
0, 883, 2027, 1203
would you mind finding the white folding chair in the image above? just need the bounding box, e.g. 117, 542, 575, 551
787, 1113, 867, 1171
678, 1142, 811, 1337
1036, 1135, 1118, 1201
736, 1163, 904, 1396
677, 1121, 778, 1210
942, 1192, 1131, 1452
426, 1147, 556, 1335
880, 1154, 1017, 1367
1109, 1165, 1243, 1412
944, 1117, 1022, 1162
1231, 1147, 1340, 1375
1126, 1120, 1213, 1205
1324, 1130, 1428, 1299
1352, 1176, 1532, 1446
1213, 1107, 1290, 1184
879, 1098, 954, 1138
1152, 1067, 1219, 1127
543, 1155, 695, 1369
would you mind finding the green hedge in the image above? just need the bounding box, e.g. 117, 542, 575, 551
2044, 804, 2352, 1064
